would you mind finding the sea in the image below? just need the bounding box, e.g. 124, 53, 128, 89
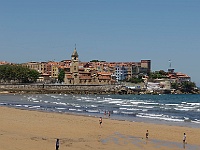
0, 93, 200, 128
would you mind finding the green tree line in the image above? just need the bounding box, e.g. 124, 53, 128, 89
149, 70, 168, 79
0, 64, 40, 83
171, 81, 197, 93
58, 69, 65, 83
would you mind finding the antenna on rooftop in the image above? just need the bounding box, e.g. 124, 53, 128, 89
75, 44, 76, 50
169, 59, 172, 69
168, 59, 175, 73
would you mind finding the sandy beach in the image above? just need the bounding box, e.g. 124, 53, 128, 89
0, 106, 200, 150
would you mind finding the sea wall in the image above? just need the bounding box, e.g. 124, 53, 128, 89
0, 84, 197, 95
0, 84, 125, 94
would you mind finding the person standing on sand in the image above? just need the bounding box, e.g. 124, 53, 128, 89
108, 111, 110, 118
183, 133, 186, 144
104, 111, 107, 116
56, 139, 59, 150
146, 130, 149, 139
99, 117, 102, 127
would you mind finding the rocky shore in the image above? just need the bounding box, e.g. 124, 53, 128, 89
0, 84, 199, 95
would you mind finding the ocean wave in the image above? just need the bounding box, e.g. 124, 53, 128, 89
109, 101, 123, 104
136, 113, 184, 122
121, 111, 137, 115
86, 110, 99, 113
130, 101, 144, 105
143, 102, 159, 105
165, 104, 179, 106
187, 103, 200, 106
55, 107, 66, 110
29, 106, 41, 109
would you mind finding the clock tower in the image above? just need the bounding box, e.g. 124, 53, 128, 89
70, 46, 79, 84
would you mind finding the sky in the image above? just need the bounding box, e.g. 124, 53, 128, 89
0, 0, 200, 86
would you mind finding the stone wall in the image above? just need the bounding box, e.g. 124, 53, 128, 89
0, 84, 123, 94
1, 84, 191, 95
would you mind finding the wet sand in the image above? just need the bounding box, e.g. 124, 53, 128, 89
0, 106, 200, 150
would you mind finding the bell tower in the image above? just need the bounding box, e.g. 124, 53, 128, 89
70, 45, 79, 84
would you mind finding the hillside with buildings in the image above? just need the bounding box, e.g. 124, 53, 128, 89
19, 48, 151, 86
0, 48, 198, 94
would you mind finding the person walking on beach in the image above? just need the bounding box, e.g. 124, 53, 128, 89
183, 133, 187, 149
104, 111, 107, 116
146, 130, 149, 139
108, 111, 110, 118
55, 139, 59, 150
99, 117, 102, 127
183, 133, 186, 144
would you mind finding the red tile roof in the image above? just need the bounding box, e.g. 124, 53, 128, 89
66, 75, 73, 79
79, 76, 92, 80
98, 76, 111, 80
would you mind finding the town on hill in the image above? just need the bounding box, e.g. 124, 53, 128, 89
0, 48, 198, 94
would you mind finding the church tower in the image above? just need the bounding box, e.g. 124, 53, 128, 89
70, 46, 79, 84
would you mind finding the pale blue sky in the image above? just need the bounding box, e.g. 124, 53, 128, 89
0, 0, 200, 85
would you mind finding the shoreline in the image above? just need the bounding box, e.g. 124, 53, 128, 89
10, 106, 200, 129
0, 106, 200, 150
1, 93, 200, 129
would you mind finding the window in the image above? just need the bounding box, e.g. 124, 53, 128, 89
74, 74, 77, 78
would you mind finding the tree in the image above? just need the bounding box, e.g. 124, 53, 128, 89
171, 82, 179, 90
0, 64, 40, 83
28, 69, 40, 82
127, 77, 143, 83
58, 69, 65, 83
181, 81, 196, 93
159, 70, 168, 75
90, 60, 99, 62
149, 70, 167, 79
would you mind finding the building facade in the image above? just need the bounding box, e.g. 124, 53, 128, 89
64, 48, 113, 85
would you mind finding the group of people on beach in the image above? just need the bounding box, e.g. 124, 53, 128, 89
145, 130, 186, 148
55, 115, 187, 150
104, 111, 111, 118
145, 129, 187, 148
100, 111, 111, 128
